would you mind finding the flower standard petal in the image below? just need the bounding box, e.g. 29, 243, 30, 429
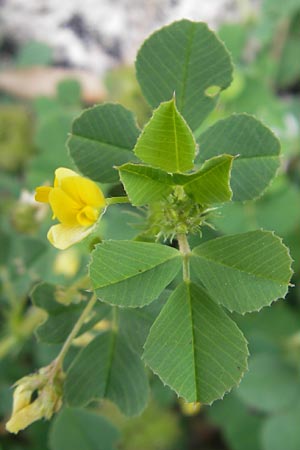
54, 167, 79, 187
47, 223, 97, 250
60, 176, 106, 208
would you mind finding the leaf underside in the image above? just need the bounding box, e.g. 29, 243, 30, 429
144, 282, 248, 404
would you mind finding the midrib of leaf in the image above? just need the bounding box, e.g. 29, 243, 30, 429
193, 250, 290, 284
92, 254, 180, 288
71, 133, 133, 153
234, 155, 279, 161
121, 167, 171, 184
186, 283, 199, 400
171, 103, 180, 172
104, 330, 118, 397
177, 22, 196, 112
183, 158, 231, 186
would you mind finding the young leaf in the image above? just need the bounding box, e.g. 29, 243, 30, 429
118, 163, 174, 206
144, 282, 248, 404
134, 98, 196, 173
65, 330, 149, 416
173, 155, 233, 204
68, 103, 140, 183
136, 19, 233, 131
89, 241, 181, 307
49, 408, 120, 450
31, 283, 109, 344
196, 114, 280, 201
191, 230, 293, 314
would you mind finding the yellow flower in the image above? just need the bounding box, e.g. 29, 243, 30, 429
6, 370, 63, 434
35, 168, 106, 249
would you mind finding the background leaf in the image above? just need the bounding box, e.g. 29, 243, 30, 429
49, 408, 119, 450
31, 283, 109, 343
136, 19, 233, 131
262, 402, 300, 450
237, 354, 300, 413
65, 329, 149, 416
144, 282, 248, 403
134, 99, 196, 173
191, 230, 293, 313
118, 292, 167, 355
68, 104, 140, 183
89, 241, 181, 307
196, 114, 280, 201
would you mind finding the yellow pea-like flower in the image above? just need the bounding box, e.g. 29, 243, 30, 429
35, 168, 106, 250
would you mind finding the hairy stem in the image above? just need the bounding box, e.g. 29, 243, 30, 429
177, 233, 191, 282
51, 292, 98, 373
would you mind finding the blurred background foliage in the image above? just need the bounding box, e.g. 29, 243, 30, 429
0, 0, 300, 449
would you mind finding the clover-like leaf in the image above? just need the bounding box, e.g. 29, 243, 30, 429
89, 241, 181, 307
134, 98, 196, 173
136, 19, 233, 131
191, 230, 293, 313
144, 282, 248, 403
119, 163, 173, 206
196, 114, 280, 201
68, 103, 140, 183
174, 155, 234, 204
65, 330, 149, 416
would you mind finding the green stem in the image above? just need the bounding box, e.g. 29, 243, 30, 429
111, 306, 119, 333
177, 233, 191, 282
51, 293, 98, 373
106, 196, 129, 206
0, 267, 18, 306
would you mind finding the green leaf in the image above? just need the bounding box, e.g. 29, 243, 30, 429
57, 79, 81, 107
118, 163, 174, 206
136, 20, 233, 131
49, 408, 119, 450
31, 283, 109, 344
89, 241, 181, 307
209, 393, 263, 450
68, 104, 140, 183
119, 294, 166, 355
191, 230, 293, 314
65, 330, 149, 416
262, 402, 300, 450
196, 114, 280, 201
134, 98, 196, 173
144, 282, 248, 404
174, 155, 233, 204
237, 354, 300, 413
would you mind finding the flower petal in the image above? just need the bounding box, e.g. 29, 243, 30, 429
6, 400, 42, 434
48, 188, 80, 225
76, 206, 99, 226
35, 186, 52, 203
47, 224, 96, 249
54, 167, 79, 187
60, 176, 106, 208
